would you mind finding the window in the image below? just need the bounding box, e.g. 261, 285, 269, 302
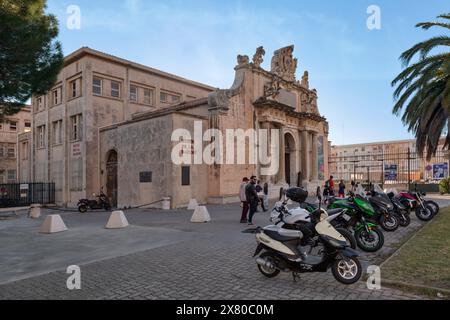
144, 88, 153, 105
171, 95, 181, 103
111, 81, 120, 98
37, 125, 46, 148
22, 142, 28, 160
9, 121, 17, 131
70, 114, 82, 141
160, 92, 168, 103
37, 96, 44, 110
53, 88, 60, 105
7, 170, 16, 182
93, 77, 102, 96
181, 166, 190, 186
7, 145, 15, 158
69, 78, 82, 98
0, 170, 4, 183
24, 121, 31, 132
0, 146, 4, 157
52, 120, 63, 145
130, 85, 138, 102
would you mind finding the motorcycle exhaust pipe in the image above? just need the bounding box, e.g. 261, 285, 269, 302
255, 257, 276, 269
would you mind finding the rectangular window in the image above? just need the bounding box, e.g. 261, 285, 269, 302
7, 170, 16, 182
53, 89, 60, 105
0, 170, 4, 183
130, 85, 138, 102
111, 81, 120, 98
70, 114, 82, 141
144, 88, 153, 105
139, 172, 152, 183
171, 95, 181, 103
93, 77, 102, 96
9, 121, 17, 131
181, 166, 190, 186
71, 80, 77, 98
160, 92, 168, 103
52, 120, 63, 145
7, 145, 15, 158
37, 125, 46, 148
0, 146, 4, 157
37, 96, 44, 110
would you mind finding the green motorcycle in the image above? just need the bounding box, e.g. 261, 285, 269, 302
323, 193, 385, 252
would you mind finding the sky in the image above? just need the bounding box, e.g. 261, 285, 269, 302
46, 0, 449, 146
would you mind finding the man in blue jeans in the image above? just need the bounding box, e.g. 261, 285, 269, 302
245, 176, 259, 225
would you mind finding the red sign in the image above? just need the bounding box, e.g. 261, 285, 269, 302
72, 143, 82, 157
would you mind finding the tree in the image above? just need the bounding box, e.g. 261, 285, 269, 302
392, 13, 450, 160
0, 0, 63, 119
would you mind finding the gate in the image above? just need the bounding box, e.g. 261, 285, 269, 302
0, 183, 55, 208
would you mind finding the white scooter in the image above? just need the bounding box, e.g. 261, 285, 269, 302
252, 187, 362, 284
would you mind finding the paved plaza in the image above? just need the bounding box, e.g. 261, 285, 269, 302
0, 197, 448, 300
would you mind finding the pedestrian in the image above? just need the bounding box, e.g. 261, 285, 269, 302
255, 180, 267, 212
338, 180, 346, 198
239, 177, 249, 223
245, 176, 259, 225
351, 180, 356, 193
329, 176, 335, 196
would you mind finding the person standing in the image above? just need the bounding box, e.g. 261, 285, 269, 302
338, 180, 346, 198
239, 177, 249, 223
329, 176, 335, 196
245, 176, 259, 225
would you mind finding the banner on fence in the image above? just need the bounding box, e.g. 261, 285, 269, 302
433, 163, 448, 180
384, 164, 398, 181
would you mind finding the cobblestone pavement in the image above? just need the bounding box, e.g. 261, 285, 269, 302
1, 199, 444, 300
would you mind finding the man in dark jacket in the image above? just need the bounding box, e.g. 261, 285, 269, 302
245, 176, 259, 225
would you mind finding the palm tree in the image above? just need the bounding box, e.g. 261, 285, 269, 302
392, 13, 450, 160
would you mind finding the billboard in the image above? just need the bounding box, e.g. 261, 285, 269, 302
433, 163, 448, 180
384, 164, 397, 181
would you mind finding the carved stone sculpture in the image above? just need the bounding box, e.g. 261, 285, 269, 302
263, 79, 281, 99
271, 45, 298, 82
301, 71, 309, 88
252, 46, 265, 67
237, 55, 249, 66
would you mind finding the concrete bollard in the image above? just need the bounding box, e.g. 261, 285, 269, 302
40, 215, 68, 234
29, 204, 42, 219
105, 211, 129, 229
162, 197, 171, 210
190, 206, 211, 223
187, 199, 199, 210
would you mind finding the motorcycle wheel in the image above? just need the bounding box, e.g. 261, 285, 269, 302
257, 252, 280, 278
78, 205, 88, 213
425, 201, 439, 216
398, 211, 411, 227
104, 204, 111, 211
354, 227, 384, 252
336, 228, 357, 249
380, 214, 399, 232
331, 256, 362, 285
415, 205, 434, 221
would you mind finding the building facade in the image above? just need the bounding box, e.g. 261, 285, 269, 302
330, 138, 448, 185
22, 45, 330, 208
0, 107, 31, 183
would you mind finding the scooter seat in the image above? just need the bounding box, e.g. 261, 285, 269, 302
263, 227, 301, 242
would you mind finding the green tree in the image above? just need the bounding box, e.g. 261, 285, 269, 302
392, 13, 450, 160
0, 0, 63, 119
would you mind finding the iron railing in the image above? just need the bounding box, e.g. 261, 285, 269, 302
0, 182, 55, 208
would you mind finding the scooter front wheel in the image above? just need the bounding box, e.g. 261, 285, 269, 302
78, 205, 88, 213
331, 257, 362, 285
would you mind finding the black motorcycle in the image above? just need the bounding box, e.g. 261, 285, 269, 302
367, 184, 400, 232
387, 191, 411, 227
77, 191, 112, 213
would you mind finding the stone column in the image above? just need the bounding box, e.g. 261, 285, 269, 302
301, 130, 310, 185
259, 122, 270, 181
278, 127, 285, 184
311, 132, 319, 182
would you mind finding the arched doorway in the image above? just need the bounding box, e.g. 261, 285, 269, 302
106, 150, 118, 208
285, 133, 297, 186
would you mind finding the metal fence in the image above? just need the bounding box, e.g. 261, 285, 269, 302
0, 183, 55, 208
329, 148, 449, 190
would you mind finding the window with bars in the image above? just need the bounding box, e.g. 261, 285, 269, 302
37, 125, 46, 149
70, 114, 82, 142
53, 120, 63, 145
144, 88, 153, 105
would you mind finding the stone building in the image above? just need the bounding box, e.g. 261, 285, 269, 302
0, 106, 31, 183
21, 45, 330, 208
